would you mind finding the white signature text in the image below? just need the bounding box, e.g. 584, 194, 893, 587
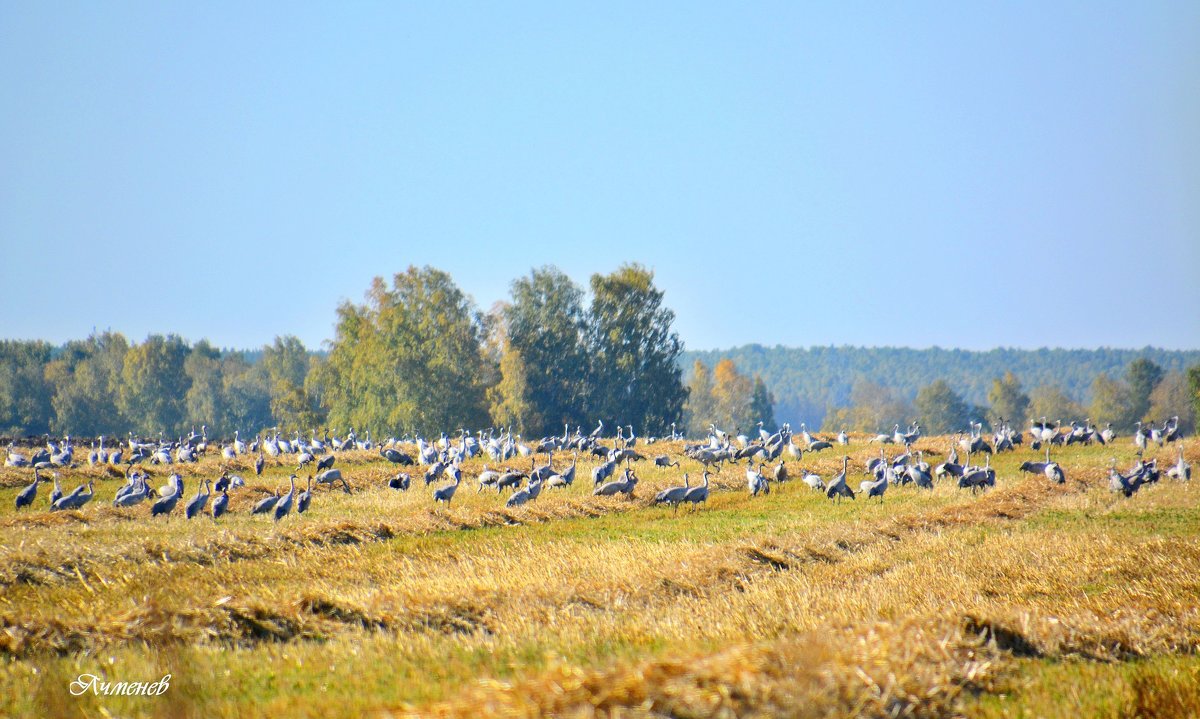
69, 673, 171, 697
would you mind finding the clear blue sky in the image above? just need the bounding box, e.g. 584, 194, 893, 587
2, 2, 1197, 352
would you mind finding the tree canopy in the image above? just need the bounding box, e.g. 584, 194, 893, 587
586, 264, 686, 436
318, 267, 492, 437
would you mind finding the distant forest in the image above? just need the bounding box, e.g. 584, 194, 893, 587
681, 345, 1200, 429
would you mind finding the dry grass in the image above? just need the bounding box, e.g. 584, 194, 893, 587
0, 437, 1196, 717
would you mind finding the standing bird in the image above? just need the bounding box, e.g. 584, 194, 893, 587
150, 480, 182, 517
594, 469, 639, 497
773, 461, 789, 484
254, 452, 265, 477
476, 465, 500, 492
251, 491, 281, 515
497, 467, 527, 493
49, 471, 63, 506
212, 489, 230, 519
298, 475, 313, 513
315, 468, 352, 494
747, 462, 770, 496
1167, 445, 1191, 481
185, 479, 212, 519
433, 470, 462, 505
506, 477, 543, 508
15, 468, 39, 509
274, 475, 297, 521
859, 471, 888, 503
653, 473, 691, 513
1043, 447, 1065, 484
681, 470, 710, 509
388, 472, 411, 491
826, 456, 856, 503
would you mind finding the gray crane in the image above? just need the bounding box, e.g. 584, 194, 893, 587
1108, 460, 1146, 497
653, 473, 690, 513
591, 459, 618, 486
185, 479, 212, 519
315, 468, 352, 494
905, 463, 933, 489
1043, 447, 1065, 484
433, 470, 461, 505
826, 457, 855, 503
52, 479, 93, 512
594, 468, 638, 497
653, 454, 679, 468
476, 465, 500, 492
801, 468, 825, 491
506, 476, 543, 507
49, 471, 63, 506
958, 455, 994, 493
251, 490, 281, 515
212, 489, 229, 519
295, 451, 315, 470
274, 475, 297, 521
546, 454, 578, 489
773, 461, 789, 484
150, 479, 182, 517
681, 470, 710, 509
1167, 444, 1191, 481
497, 467, 527, 493
388, 472, 411, 491
746, 462, 770, 496
15, 468, 39, 509
297, 475, 313, 513
859, 471, 888, 503
380, 447, 412, 465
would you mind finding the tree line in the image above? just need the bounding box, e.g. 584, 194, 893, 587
0, 264, 692, 441
821, 360, 1198, 436
3, 264, 1197, 440
683, 344, 1200, 430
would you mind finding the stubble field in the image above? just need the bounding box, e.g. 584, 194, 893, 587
0, 436, 1197, 718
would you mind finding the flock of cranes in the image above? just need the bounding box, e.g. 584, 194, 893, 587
4, 416, 1192, 519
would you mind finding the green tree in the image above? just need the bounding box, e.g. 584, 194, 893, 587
915, 379, 971, 435
261, 336, 322, 430
184, 340, 224, 435
1028, 385, 1084, 424
44, 331, 128, 436
586, 264, 686, 435
822, 379, 913, 433
502, 266, 589, 437
1088, 374, 1137, 432
1189, 365, 1200, 431
220, 352, 273, 436
118, 335, 191, 437
1126, 358, 1164, 422
682, 360, 716, 436
749, 375, 777, 434
1148, 371, 1195, 434
0, 340, 54, 436
487, 339, 538, 434
987, 371, 1030, 427
711, 358, 753, 434
320, 267, 490, 436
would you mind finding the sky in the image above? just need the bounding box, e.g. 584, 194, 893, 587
1, 2, 1198, 352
